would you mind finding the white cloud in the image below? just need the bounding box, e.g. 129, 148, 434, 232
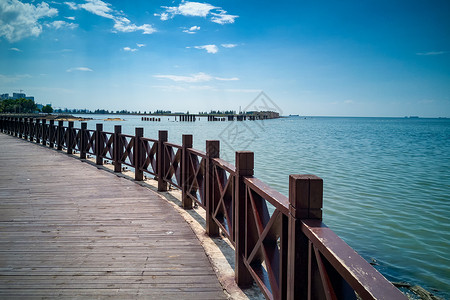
221, 43, 237, 48
65, 16, 75, 20
154, 73, 213, 83
156, 1, 238, 25
137, 43, 145, 47
66, 0, 156, 34
210, 10, 238, 24
156, 12, 169, 21
416, 51, 447, 56
0, 0, 58, 42
154, 72, 238, 83
163, 2, 215, 18
64, 2, 78, 10
66, 67, 93, 72
194, 44, 218, 54
215, 76, 239, 81
113, 17, 156, 34
123, 46, 137, 52
47, 20, 78, 30
183, 25, 200, 34
79, 0, 114, 19
9, 47, 22, 52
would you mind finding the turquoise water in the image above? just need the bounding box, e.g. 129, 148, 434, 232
74, 115, 450, 297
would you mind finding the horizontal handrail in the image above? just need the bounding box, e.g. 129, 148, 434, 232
187, 147, 207, 158
244, 176, 289, 216
212, 157, 236, 174
141, 137, 158, 143
301, 219, 403, 299
164, 141, 182, 149
119, 133, 134, 139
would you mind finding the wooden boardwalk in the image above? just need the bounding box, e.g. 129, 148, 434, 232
0, 134, 227, 299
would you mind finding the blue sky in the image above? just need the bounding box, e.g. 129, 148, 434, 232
1, 0, 449, 117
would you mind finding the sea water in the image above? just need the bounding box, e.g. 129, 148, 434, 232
73, 115, 450, 298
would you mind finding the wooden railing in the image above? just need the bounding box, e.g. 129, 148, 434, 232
0, 116, 407, 300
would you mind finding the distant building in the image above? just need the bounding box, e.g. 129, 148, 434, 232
13, 92, 26, 99
1, 92, 35, 101
246, 111, 280, 119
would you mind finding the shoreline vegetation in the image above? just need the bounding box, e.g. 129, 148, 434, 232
0, 113, 127, 122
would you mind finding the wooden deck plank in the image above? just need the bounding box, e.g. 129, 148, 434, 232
0, 134, 227, 299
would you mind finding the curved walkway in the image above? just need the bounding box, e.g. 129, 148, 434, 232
0, 134, 227, 299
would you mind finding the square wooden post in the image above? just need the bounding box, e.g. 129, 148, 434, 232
80, 122, 87, 159
49, 120, 55, 148
14, 117, 18, 137
206, 140, 220, 236
114, 125, 122, 172
287, 174, 323, 300
18, 118, 22, 138
29, 118, 34, 142
235, 151, 254, 287
134, 127, 144, 181
67, 121, 74, 154
35, 119, 40, 144
157, 130, 168, 191
57, 121, 63, 150
41, 119, 47, 145
181, 134, 193, 208
95, 123, 103, 165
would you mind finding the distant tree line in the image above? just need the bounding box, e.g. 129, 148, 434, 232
199, 110, 237, 115
154, 110, 172, 114
0, 98, 53, 114
48, 108, 243, 115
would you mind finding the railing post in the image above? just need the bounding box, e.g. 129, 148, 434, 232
20, 117, 24, 138
29, 118, 34, 142
134, 127, 144, 181
57, 120, 63, 150
14, 117, 18, 137
181, 134, 193, 208
41, 119, 47, 145
96, 123, 103, 165
67, 121, 74, 154
114, 125, 122, 172
206, 140, 220, 236
35, 119, 41, 144
235, 151, 254, 287
10, 117, 14, 136
157, 130, 168, 191
49, 120, 55, 148
9, 117, 13, 135
23, 118, 28, 139
17, 117, 21, 137
80, 122, 87, 159
287, 174, 323, 300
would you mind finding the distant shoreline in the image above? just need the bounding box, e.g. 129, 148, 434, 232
1, 113, 448, 120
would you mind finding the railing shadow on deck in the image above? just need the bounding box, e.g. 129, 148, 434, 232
0, 116, 407, 300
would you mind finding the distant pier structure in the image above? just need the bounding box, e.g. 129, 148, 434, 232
141, 117, 161, 122
142, 111, 280, 122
